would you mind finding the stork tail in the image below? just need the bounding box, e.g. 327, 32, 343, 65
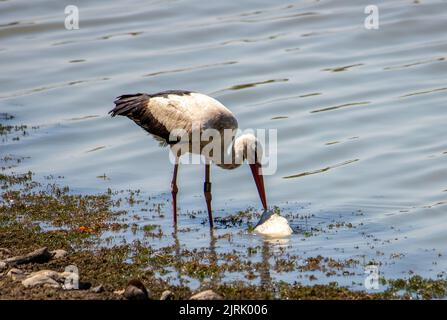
109, 93, 174, 145
109, 93, 148, 117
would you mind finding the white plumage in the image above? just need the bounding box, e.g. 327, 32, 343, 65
110, 90, 268, 228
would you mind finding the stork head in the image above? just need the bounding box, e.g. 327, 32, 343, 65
234, 134, 268, 210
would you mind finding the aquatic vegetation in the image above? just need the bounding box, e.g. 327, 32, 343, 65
0, 114, 39, 142
1, 171, 447, 299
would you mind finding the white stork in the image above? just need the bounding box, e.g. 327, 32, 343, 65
109, 90, 267, 228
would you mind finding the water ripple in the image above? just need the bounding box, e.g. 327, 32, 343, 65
310, 102, 370, 114
142, 61, 237, 77
283, 159, 360, 179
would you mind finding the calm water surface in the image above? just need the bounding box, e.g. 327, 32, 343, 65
1, 0, 447, 291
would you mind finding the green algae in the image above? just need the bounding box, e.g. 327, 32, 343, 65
1, 170, 447, 299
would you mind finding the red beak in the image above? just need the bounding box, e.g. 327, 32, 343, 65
249, 163, 267, 210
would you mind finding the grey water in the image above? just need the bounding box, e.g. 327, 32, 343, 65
1, 0, 447, 291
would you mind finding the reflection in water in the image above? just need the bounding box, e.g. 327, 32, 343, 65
384, 57, 445, 70
219, 33, 285, 45
68, 59, 86, 63
85, 146, 106, 153
284, 47, 300, 52
322, 64, 364, 73
99, 31, 143, 40
0, 20, 35, 28
208, 228, 221, 285
0, 77, 110, 99
259, 237, 290, 292
283, 159, 359, 179
171, 226, 186, 287
299, 92, 321, 98
263, 238, 290, 246
310, 102, 370, 114
259, 238, 290, 291
399, 87, 447, 98
238, 11, 318, 23
171, 226, 221, 286
143, 61, 237, 77
214, 78, 289, 93
68, 115, 99, 121
325, 136, 359, 146
259, 241, 272, 289
249, 92, 321, 108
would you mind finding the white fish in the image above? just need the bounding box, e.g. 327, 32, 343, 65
253, 210, 293, 237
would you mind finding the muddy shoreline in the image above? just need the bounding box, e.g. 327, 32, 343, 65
1, 113, 447, 299
1, 169, 447, 300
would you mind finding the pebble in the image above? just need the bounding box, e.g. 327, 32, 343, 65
91, 284, 105, 293
51, 249, 68, 259
160, 290, 174, 300
190, 290, 223, 300
6, 268, 25, 281
123, 279, 149, 300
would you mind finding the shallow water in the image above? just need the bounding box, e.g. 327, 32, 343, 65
1, 0, 447, 291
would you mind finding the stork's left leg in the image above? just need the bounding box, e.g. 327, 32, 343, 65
171, 163, 179, 226
204, 163, 213, 228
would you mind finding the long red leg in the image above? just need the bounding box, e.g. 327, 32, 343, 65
171, 163, 179, 225
204, 163, 213, 228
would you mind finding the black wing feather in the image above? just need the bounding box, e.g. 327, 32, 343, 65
109, 93, 174, 145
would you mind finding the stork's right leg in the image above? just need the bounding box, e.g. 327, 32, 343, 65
171, 163, 179, 225
204, 163, 214, 228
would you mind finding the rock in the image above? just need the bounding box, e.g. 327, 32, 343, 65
21, 270, 62, 289
160, 290, 174, 300
30, 269, 64, 280
22, 276, 60, 289
3, 247, 53, 266
19, 268, 85, 290
123, 279, 149, 300
124, 286, 148, 300
6, 268, 25, 281
91, 284, 104, 293
51, 249, 68, 259
190, 290, 223, 300
253, 210, 293, 237
20, 269, 72, 289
